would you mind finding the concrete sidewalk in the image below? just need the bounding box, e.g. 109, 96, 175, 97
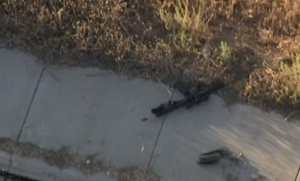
0, 47, 300, 181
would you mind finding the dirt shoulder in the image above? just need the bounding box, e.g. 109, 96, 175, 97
0, 0, 299, 118
0, 138, 159, 181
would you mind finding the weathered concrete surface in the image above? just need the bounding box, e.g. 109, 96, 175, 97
10, 154, 115, 181
2, 46, 300, 181
296, 167, 300, 181
0, 151, 10, 181
0, 48, 42, 139
151, 91, 300, 181
0, 151, 10, 171
20, 67, 172, 167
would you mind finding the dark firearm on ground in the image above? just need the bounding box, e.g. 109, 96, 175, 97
197, 147, 247, 168
151, 79, 225, 117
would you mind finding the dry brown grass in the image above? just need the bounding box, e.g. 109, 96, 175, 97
0, 0, 299, 114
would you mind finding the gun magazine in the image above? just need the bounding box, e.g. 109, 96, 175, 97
197, 153, 222, 164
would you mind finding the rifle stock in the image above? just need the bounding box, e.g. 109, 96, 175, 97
152, 99, 188, 117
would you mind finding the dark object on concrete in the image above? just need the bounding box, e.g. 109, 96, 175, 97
197, 148, 247, 168
197, 148, 228, 164
197, 153, 222, 164
141, 117, 148, 122
151, 79, 225, 117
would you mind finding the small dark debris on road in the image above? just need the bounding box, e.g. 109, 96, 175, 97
197, 147, 247, 168
141, 117, 148, 122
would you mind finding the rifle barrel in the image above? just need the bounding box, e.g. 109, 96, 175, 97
154, 99, 188, 117
151, 80, 225, 117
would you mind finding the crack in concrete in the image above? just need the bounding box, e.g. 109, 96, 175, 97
4, 67, 46, 180
0, 138, 159, 181
148, 88, 175, 166
4, 67, 45, 180
1, 65, 170, 181
16, 67, 45, 141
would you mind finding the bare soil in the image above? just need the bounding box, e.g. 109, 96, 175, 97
0, 138, 159, 181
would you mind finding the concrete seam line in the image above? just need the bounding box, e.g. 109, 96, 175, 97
16, 67, 45, 141
147, 88, 176, 166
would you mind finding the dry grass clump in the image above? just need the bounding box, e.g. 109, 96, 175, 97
0, 0, 299, 113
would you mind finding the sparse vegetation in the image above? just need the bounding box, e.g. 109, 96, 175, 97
219, 41, 231, 63
0, 0, 299, 114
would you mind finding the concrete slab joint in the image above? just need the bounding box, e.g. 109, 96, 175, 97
17, 66, 173, 168
0, 48, 43, 140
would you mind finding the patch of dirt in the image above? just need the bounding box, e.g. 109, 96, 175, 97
0, 138, 159, 181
